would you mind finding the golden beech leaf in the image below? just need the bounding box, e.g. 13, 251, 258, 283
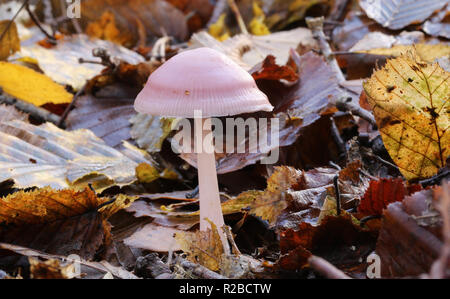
364, 51, 449, 180
0, 20, 20, 60
174, 221, 224, 271
0, 62, 73, 106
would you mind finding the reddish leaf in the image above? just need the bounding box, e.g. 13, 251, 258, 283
358, 178, 422, 217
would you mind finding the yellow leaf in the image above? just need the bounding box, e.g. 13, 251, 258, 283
359, 44, 450, 63
85, 11, 132, 46
136, 163, 160, 183
0, 20, 20, 60
249, 1, 270, 36
364, 51, 449, 180
209, 13, 230, 41
0, 62, 73, 106
175, 220, 224, 271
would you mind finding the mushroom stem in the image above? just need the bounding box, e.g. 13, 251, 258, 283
195, 117, 229, 253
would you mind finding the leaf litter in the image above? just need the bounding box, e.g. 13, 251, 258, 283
0, 0, 449, 280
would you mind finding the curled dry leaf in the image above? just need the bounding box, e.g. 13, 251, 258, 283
359, 0, 448, 30
423, 5, 450, 39
130, 114, 175, 153
363, 51, 449, 180
0, 62, 73, 106
123, 223, 182, 252
0, 188, 133, 260
0, 119, 146, 190
0, 20, 20, 60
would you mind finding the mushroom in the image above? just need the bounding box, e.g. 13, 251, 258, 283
134, 47, 273, 250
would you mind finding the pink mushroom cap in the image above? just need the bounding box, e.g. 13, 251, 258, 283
134, 47, 273, 118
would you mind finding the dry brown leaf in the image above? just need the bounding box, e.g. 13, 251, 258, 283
0, 188, 132, 259
0, 20, 20, 60
358, 44, 450, 64
364, 51, 449, 180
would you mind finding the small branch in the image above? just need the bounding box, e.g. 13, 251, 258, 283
227, 0, 248, 35
0, 93, 61, 125
336, 96, 376, 126
25, 3, 56, 43
333, 175, 341, 216
58, 84, 86, 128
175, 256, 228, 279
306, 17, 345, 83
330, 117, 346, 157
308, 255, 351, 279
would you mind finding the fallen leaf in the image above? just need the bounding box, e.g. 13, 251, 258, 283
359, 0, 448, 30
130, 114, 175, 153
358, 44, 450, 64
376, 185, 446, 277
0, 188, 130, 259
81, 0, 188, 46
15, 34, 145, 90
363, 51, 449, 180
174, 221, 224, 271
0, 20, 20, 60
66, 94, 136, 149
123, 223, 182, 252
0, 104, 28, 122
190, 27, 317, 70
0, 62, 73, 106
277, 214, 376, 277
358, 178, 422, 217
423, 5, 450, 39
0, 119, 149, 190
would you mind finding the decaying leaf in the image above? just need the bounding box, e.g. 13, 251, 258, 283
0, 62, 73, 106
0, 188, 132, 259
249, 166, 303, 226
359, 0, 448, 30
0, 119, 147, 190
0, 20, 20, 60
175, 221, 225, 271
130, 114, 175, 153
364, 51, 449, 180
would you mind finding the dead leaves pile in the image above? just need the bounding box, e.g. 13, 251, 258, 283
0, 0, 449, 280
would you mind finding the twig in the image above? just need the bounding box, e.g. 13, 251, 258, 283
0, 0, 29, 43
58, 83, 86, 128
333, 175, 341, 216
370, 154, 399, 171
330, 116, 346, 157
336, 96, 376, 126
308, 255, 351, 279
25, 3, 56, 43
174, 256, 228, 279
306, 17, 345, 83
0, 93, 61, 125
227, 0, 248, 34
